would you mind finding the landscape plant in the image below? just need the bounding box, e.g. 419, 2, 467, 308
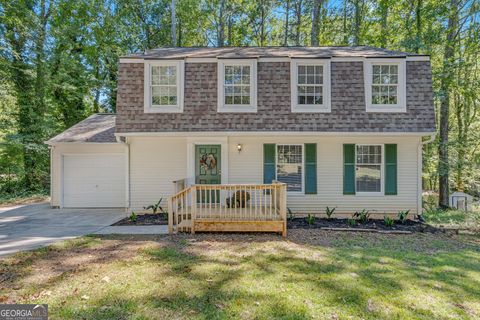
397, 210, 410, 224
306, 214, 316, 226
129, 211, 137, 223
353, 209, 371, 224
384, 216, 395, 228
143, 198, 166, 216
325, 206, 336, 220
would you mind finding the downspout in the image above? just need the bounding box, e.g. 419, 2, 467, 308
417, 133, 436, 218
48, 145, 54, 208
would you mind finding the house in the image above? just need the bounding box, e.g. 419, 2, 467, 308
46, 46, 435, 233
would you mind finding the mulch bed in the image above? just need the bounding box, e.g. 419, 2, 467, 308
112, 213, 168, 226
287, 218, 442, 233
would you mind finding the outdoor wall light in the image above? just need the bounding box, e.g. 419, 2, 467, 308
237, 143, 243, 153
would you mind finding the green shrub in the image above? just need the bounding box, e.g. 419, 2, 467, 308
325, 206, 336, 219
129, 211, 137, 222
347, 218, 357, 227
397, 210, 410, 224
305, 214, 316, 225
353, 209, 371, 224
384, 216, 395, 227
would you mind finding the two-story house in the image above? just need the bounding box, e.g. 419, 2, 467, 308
46, 46, 435, 222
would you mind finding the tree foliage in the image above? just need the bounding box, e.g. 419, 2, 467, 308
0, 0, 479, 203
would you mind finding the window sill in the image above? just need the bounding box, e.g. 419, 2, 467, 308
366, 105, 406, 113
217, 105, 257, 113
355, 192, 385, 197
292, 105, 331, 113
144, 106, 183, 113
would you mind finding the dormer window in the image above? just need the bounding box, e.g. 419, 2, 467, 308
144, 60, 184, 113
291, 59, 331, 113
218, 59, 257, 113
365, 59, 406, 112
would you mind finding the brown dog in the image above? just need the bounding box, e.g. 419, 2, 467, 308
226, 190, 251, 208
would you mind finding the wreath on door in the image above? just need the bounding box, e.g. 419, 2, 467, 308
199, 153, 217, 171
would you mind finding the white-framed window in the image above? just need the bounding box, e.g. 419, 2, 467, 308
217, 59, 257, 113
290, 59, 331, 113
144, 60, 184, 113
364, 59, 406, 112
276, 144, 303, 192
355, 144, 383, 195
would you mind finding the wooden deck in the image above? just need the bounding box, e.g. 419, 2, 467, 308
168, 182, 287, 237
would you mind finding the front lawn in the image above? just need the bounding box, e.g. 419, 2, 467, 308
1, 231, 479, 319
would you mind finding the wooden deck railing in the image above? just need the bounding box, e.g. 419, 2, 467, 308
168, 182, 287, 236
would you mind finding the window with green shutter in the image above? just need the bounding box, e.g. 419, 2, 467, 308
343, 144, 356, 195
384, 144, 397, 195
263, 144, 276, 184
304, 143, 317, 194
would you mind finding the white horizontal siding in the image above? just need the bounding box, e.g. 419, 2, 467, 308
128, 137, 187, 210
128, 135, 421, 215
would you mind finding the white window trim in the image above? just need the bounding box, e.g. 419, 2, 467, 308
217, 59, 257, 113
290, 59, 331, 113
275, 144, 304, 194
144, 60, 184, 113
355, 144, 384, 196
364, 58, 406, 113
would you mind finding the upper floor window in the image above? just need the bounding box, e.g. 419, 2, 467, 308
291, 59, 331, 113
144, 60, 184, 113
365, 59, 406, 112
218, 59, 257, 113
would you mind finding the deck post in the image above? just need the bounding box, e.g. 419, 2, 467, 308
191, 185, 196, 234
280, 183, 287, 237
168, 197, 173, 234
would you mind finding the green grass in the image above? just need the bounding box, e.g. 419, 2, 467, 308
1, 231, 479, 319
423, 208, 480, 230
0, 190, 49, 206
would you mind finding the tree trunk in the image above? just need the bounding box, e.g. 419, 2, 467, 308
379, 0, 388, 47
353, 0, 362, 45
171, 0, 177, 46
260, 1, 266, 46
415, 0, 423, 53
342, 0, 348, 45
438, 0, 459, 208
217, 0, 226, 47
311, 0, 322, 46
284, 0, 290, 46
295, 0, 302, 45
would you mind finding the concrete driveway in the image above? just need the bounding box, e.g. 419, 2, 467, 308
0, 203, 126, 257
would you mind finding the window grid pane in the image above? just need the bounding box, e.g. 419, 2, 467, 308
297, 65, 323, 105
372, 64, 398, 105
151, 66, 177, 106
356, 145, 381, 192
224, 65, 251, 105
277, 145, 303, 192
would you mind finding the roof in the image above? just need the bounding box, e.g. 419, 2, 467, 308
46, 114, 117, 144
121, 46, 426, 60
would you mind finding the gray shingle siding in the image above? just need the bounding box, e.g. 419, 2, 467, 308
115, 61, 435, 133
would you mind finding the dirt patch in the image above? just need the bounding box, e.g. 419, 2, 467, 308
112, 213, 168, 226
287, 217, 442, 233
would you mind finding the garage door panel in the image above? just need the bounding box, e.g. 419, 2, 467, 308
63, 154, 125, 207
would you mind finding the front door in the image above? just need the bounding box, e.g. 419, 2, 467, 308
195, 145, 221, 203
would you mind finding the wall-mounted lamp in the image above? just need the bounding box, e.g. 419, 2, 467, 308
237, 143, 243, 153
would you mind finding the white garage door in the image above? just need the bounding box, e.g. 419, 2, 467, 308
63, 154, 126, 207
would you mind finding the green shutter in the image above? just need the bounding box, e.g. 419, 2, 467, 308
343, 144, 355, 195
385, 144, 397, 195
263, 144, 276, 184
304, 143, 317, 194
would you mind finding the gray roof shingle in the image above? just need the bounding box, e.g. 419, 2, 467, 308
122, 46, 426, 60
46, 114, 116, 144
